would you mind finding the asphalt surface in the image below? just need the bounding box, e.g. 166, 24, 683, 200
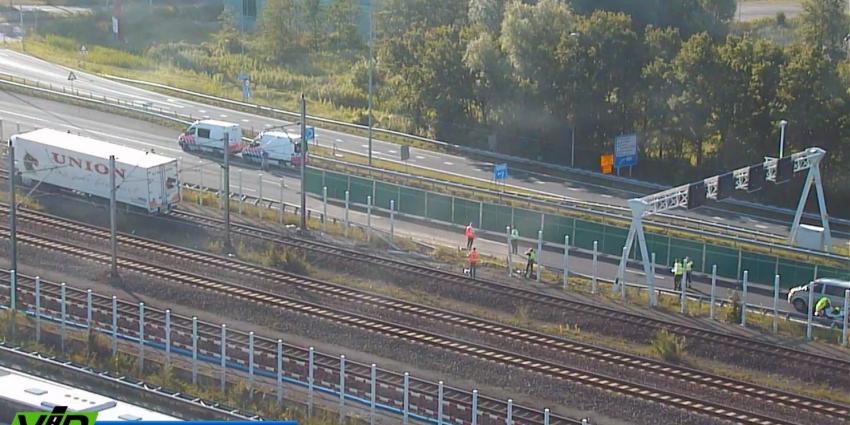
1, 49, 847, 251
0, 90, 806, 317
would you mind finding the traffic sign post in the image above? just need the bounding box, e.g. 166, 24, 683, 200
614, 133, 638, 175
494, 163, 508, 194
400, 145, 410, 172
599, 154, 613, 174
68, 71, 77, 92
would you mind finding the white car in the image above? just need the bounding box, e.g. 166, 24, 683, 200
787, 278, 850, 314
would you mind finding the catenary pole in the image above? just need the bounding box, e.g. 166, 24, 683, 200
109, 155, 118, 278
8, 140, 16, 276
367, 7, 374, 167
223, 132, 232, 251
300, 93, 307, 230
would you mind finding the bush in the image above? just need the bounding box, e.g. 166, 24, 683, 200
282, 249, 309, 275
724, 290, 742, 324
651, 329, 686, 363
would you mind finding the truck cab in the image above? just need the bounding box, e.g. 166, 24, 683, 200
179, 120, 243, 155
241, 129, 309, 168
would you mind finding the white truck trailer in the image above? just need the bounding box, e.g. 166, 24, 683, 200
11, 128, 180, 214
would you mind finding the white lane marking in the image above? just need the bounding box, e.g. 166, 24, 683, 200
334, 153, 344, 158
265, 124, 273, 127
536, 181, 546, 185
361, 144, 370, 148
241, 119, 250, 123
166, 98, 179, 103
755, 224, 768, 229
416, 155, 426, 160
567, 187, 582, 191
336, 138, 344, 143
219, 114, 228, 118
0, 108, 49, 122
600, 194, 613, 198
443, 161, 454, 166
713, 216, 725, 221
202, 116, 210, 119
199, 109, 207, 113
388, 150, 397, 154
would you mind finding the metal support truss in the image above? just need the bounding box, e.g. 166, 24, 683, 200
789, 151, 831, 250
615, 147, 830, 292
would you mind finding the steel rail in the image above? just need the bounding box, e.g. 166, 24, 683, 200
0, 224, 818, 424
169, 209, 850, 372
6, 208, 842, 419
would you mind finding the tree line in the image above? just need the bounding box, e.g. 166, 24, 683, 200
236, 0, 850, 216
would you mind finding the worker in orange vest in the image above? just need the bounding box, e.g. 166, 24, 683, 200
467, 247, 479, 279
465, 222, 475, 250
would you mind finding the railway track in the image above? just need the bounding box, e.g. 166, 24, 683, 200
2, 273, 567, 425
168, 209, 850, 373
3, 205, 848, 421
0, 210, 838, 424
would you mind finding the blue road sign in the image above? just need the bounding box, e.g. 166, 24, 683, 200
242, 79, 252, 100
304, 126, 315, 141
494, 163, 508, 181
614, 134, 638, 169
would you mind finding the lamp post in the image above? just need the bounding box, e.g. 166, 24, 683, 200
367, 6, 374, 167
569, 32, 580, 168
778, 119, 788, 158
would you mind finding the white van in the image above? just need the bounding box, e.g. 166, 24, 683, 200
240, 129, 310, 169
178, 120, 243, 155
787, 278, 850, 313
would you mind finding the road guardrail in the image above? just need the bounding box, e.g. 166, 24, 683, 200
0, 72, 846, 273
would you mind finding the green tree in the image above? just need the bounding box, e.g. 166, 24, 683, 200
668, 32, 721, 166
798, 0, 850, 61
775, 43, 850, 207
464, 32, 513, 127
468, 0, 505, 35
559, 11, 641, 155
327, 0, 361, 50
713, 35, 784, 165
383, 25, 475, 138
256, 0, 299, 62
638, 26, 682, 161
213, 6, 242, 56
568, 0, 735, 36
379, 0, 468, 37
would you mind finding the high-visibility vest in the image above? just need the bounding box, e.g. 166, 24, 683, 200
465, 226, 474, 238
684, 260, 693, 272
527, 250, 536, 261
511, 229, 519, 240
673, 262, 683, 275
468, 250, 479, 264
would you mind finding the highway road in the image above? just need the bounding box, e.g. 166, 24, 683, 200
0, 49, 846, 250
0, 89, 806, 317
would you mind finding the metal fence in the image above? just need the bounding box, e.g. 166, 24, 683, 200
101, 74, 850, 233
2, 71, 847, 258
0, 272, 576, 425
305, 168, 849, 287
0, 72, 846, 286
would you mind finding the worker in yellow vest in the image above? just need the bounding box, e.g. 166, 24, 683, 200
672, 259, 684, 291
683, 256, 694, 285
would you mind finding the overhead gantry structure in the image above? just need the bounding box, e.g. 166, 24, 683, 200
615, 147, 831, 301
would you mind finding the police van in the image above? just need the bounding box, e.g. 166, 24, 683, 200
178, 120, 243, 155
